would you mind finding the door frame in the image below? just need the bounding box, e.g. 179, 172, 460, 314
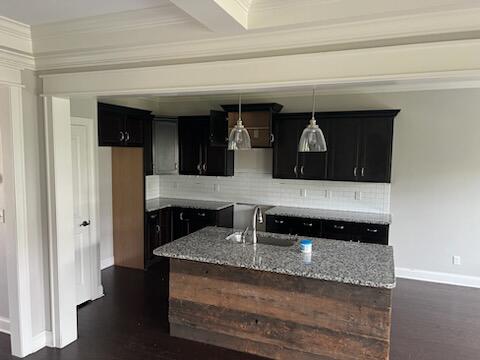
71, 117, 103, 303
0, 84, 33, 357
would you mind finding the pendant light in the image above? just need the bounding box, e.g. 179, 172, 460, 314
228, 95, 251, 150
298, 89, 327, 152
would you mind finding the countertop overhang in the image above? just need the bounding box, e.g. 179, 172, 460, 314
154, 226, 396, 289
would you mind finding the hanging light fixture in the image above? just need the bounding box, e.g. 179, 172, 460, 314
228, 95, 251, 150
298, 88, 327, 152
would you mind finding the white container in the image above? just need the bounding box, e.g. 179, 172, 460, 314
300, 239, 312, 253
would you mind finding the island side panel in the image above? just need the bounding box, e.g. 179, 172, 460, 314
169, 259, 392, 360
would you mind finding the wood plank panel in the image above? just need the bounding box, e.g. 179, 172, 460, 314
169, 259, 392, 360
112, 147, 144, 270
170, 271, 391, 340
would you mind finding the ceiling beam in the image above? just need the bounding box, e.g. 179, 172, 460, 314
169, 0, 248, 33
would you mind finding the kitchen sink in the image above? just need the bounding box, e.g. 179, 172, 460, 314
225, 232, 297, 247
257, 234, 297, 247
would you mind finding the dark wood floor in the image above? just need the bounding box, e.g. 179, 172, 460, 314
1, 262, 480, 360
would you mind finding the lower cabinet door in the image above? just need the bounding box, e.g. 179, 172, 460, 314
356, 223, 389, 245
265, 215, 295, 235
323, 220, 357, 241
145, 211, 160, 267
292, 218, 323, 237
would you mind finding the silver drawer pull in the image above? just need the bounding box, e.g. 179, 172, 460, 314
155, 225, 161, 233
303, 222, 313, 227
333, 225, 345, 230
367, 228, 378, 233
274, 219, 284, 224
197, 212, 206, 217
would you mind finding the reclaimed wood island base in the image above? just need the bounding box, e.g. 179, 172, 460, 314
169, 259, 392, 360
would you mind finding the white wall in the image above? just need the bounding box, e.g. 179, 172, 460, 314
147, 88, 480, 282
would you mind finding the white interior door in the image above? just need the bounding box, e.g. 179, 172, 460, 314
71, 122, 92, 305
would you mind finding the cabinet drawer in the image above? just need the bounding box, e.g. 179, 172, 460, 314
292, 218, 323, 237
323, 220, 357, 241
357, 223, 389, 245
266, 215, 295, 235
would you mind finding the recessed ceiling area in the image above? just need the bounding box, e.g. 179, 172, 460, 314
0, 0, 168, 25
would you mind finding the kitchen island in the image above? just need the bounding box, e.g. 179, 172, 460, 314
154, 226, 395, 360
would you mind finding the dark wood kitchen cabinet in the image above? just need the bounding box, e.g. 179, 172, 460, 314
98, 103, 153, 147
327, 110, 398, 183
172, 206, 233, 240
272, 110, 399, 183
272, 113, 328, 180
178, 115, 234, 176
145, 208, 171, 268
266, 214, 389, 245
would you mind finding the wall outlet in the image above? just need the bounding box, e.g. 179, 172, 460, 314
452, 256, 461, 265
300, 189, 307, 198
214, 183, 220, 193
355, 191, 362, 200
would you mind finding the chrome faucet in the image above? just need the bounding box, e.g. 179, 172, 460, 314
251, 206, 264, 244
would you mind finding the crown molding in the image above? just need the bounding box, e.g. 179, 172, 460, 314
39, 39, 480, 97
32, 5, 191, 39
0, 47, 35, 70
34, 7, 480, 71
0, 16, 32, 55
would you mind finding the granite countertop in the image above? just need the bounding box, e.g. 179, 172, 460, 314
146, 198, 234, 212
154, 226, 395, 289
265, 206, 392, 225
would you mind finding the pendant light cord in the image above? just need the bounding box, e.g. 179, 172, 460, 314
312, 88, 316, 121
239, 95, 242, 122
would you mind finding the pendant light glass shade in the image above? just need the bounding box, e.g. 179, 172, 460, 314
228, 95, 251, 150
298, 89, 327, 152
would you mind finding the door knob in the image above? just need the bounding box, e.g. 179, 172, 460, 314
80, 220, 91, 227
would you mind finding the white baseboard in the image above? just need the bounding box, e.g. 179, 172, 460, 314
396, 267, 480, 288
0, 316, 10, 334
101, 256, 114, 270
31, 331, 53, 353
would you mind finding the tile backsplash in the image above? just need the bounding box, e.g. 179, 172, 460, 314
146, 171, 390, 213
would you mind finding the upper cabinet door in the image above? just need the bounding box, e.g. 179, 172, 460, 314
209, 110, 228, 147
272, 115, 301, 179
327, 117, 360, 182
298, 115, 329, 180
98, 104, 126, 146
124, 114, 146, 147
178, 116, 207, 175
358, 116, 394, 182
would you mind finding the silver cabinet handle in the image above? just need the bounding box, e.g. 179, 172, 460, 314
125, 131, 130, 142
155, 225, 161, 233
294, 165, 298, 176
197, 163, 202, 174
202, 163, 207, 172
274, 219, 284, 224
179, 212, 184, 221
361, 167, 365, 177
270, 133, 275, 143
303, 222, 313, 227
300, 165, 304, 176
119, 131, 125, 141
353, 167, 357, 177
367, 228, 378, 233
197, 212, 206, 217
333, 224, 345, 230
